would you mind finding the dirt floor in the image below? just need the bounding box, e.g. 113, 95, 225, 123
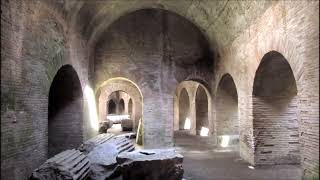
173, 131, 302, 180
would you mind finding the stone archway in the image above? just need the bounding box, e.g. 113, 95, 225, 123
195, 86, 209, 136
216, 73, 239, 147
107, 99, 116, 114
48, 65, 83, 158
253, 51, 299, 165
128, 98, 133, 116
98, 78, 143, 131
179, 88, 190, 130
174, 80, 212, 136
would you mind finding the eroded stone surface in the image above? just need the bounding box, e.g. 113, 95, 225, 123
117, 149, 184, 180
30, 149, 90, 180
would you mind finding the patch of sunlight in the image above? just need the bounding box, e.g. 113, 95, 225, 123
184, 118, 191, 130
200, 127, 209, 137
220, 135, 230, 148
84, 85, 99, 131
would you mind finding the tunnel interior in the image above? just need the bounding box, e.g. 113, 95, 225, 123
1, 1, 318, 180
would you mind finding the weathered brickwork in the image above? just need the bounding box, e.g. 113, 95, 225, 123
1, 0, 318, 180
253, 96, 300, 165
213, 1, 319, 177
1, 1, 93, 179
216, 74, 239, 136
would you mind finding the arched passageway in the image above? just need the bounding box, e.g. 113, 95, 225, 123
196, 86, 209, 135
216, 74, 239, 147
98, 78, 143, 132
179, 88, 190, 130
119, 99, 125, 114
48, 65, 83, 158
108, 99, 116, 114
253, 51, 300, 165
128, 98, 133, 116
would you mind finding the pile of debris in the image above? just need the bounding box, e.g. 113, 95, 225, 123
30, 133, 184, 180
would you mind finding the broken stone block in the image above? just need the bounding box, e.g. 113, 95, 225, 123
121, 119, 133, 131
85, 135, 135, 180
30, 149, 90, 180
99, 120, 113, 133
78, 133, 115, 154
117, 132, 136, 139
117, 149, 184, 180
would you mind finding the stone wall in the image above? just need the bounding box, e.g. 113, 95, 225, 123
1, 1, 93, 179
214, 1, 319, 177
253, 96, 300, 165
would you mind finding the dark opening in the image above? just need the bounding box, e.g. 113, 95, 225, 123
119, 99, 125, 114
108, 100, 116, 114
48, 65, 83, 158
128, 98, 133, 115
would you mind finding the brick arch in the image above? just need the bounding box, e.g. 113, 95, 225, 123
98, 78, 143, 131
174, 80, 213, 136
48, 64, 84, 158
242, 32, 305, 166
252, 51, 300, 165
216, 73, 239, 146
178, 88, 190, 130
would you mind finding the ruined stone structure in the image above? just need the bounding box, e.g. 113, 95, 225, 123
1, 0, 319, 180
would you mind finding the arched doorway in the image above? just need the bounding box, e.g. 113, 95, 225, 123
48, 65, 83, 158
196, 86, 209, 136
128, 98, 133, 116
108, 99, 116, 114
216, 74, 239, 147
179, 88, 190, 130
253, 51, 299, 165
119, 99, 125, 114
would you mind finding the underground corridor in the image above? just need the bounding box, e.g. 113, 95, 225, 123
1, 1, 319, 180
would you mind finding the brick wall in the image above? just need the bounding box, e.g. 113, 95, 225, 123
253, 96, 300, 165
214, 1, 319, 177
1, 1, 93, 179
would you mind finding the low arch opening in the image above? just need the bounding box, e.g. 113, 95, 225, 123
216, 74, 239, 148
48, 65, 83, 158
196, 85, 209, 136
253, 51, 299, 165
179, 88, 191, 131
